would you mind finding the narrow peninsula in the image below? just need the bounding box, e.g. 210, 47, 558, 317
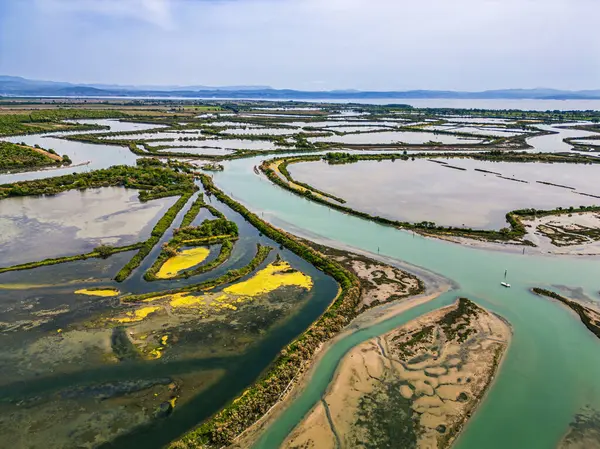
284, 298, 511, 449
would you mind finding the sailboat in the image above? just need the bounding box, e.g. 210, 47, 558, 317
501, 270, 511, 288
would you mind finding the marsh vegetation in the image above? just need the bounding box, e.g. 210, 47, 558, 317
1, 99, 600, 449
0, 155, 340, 449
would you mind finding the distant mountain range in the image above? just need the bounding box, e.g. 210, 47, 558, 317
1, 75, 600, 100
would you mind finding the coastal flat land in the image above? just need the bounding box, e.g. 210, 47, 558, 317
284, 298, 511, 449
1, 102, 599, 449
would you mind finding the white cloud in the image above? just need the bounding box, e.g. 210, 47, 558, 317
4, 0, 599, 89
37, 0, 173, 28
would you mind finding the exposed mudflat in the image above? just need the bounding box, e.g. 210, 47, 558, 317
284, 298, 511, 449
524, 212, 600, 255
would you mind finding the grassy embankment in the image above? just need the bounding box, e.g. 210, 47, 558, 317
565, 135, 600, 152
319, 150, 600, 165
170, 175, 362, 448
144, 193, 239, 281
0, 243, 143, 274
0, 108, 129, 137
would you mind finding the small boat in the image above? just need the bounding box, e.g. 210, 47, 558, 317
501, 270, 511, 288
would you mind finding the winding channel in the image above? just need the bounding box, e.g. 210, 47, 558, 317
2, 119, 600, 448
214, 157, 600, 449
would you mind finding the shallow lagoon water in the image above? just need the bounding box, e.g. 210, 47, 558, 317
156, 146, 234, 156
445, 116, 516, 124
336, 120, 409, 126
322, 125, 391, 133
209, 121, 265, 128
427, 125, 526, 137
0, 185, 339, 449
0, 177, 337, 448
190, 138, 282, 151
571, 137, 600, 145
0, 187, 177, 266
103, 131, 205, 141
68, 119, 161, 134
2, 108, 600, 448
211, 156, 600, 449
526, 123, 599, 152
281, 120, 402, 128
222, 128, 298, 136
146, 135, 287, 151
0, 119, 149, 184
241, 113, 320, 118
308, 130, 482, 145
255, 107, 323, 112
288, 158, 600, 229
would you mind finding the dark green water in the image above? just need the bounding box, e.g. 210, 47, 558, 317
0, 185, 339, 449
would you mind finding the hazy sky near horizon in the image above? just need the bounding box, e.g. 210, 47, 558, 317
1, 0, 599, 91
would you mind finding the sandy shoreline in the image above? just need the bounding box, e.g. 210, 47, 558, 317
269, 219, 456, 290
231, 281, 451, 448
284, 299, 512, 448
448, 310, 514, 448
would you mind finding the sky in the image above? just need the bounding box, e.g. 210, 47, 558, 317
0, 0, 599, 91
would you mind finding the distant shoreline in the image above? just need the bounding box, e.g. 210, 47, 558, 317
4, 96, 600, 113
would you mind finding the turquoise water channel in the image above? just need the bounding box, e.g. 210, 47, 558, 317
213, 157, 600, 449
2, 116, 600, 448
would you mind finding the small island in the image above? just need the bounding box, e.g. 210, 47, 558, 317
284, 298, 511, 449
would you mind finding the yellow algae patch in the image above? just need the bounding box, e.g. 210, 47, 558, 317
142, 293, 172, 303
148, 348, 163, 359
223, 261, 312, 297
113, 306, 162, 323
169, 293, 204, 308
141, 291, 205, 309
0, 283, 57, 290
156, 247, 211, 279
161, 335, 169, 345
75, 288, 120, 297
